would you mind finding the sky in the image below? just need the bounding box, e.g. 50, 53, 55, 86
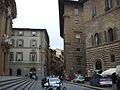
13, 0, 63, 50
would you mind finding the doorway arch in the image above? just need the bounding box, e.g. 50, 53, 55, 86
95, 61, 102, 73
9, 68, 12, 76
17, 69, 22, 76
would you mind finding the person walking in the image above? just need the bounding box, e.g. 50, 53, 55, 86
116, 65, 120, 90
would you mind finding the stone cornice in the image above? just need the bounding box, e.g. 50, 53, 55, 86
86, 40, 120, 50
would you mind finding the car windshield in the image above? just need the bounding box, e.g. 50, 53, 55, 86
100, 74, 111, 78
49, 78, 60, 82
78, 76, 84, 79
64, 75, 70, 77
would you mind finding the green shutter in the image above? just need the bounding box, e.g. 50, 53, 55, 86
113, 27, 117, 40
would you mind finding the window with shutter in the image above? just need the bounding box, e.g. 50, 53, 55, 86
92, 5, 97, 18
30, 52, 37, 61
31, 40, 37, 47
17, 39, 24, 47
99, 32, 102, 44
117, 0, 120, 5
113, 27, 117, 40
108, 28, 114, 42
10, 52, 14, 61
104, 31, 107, 42
74, 8, 79, 16
16, 52, 23, 61
94, 33, 99, 45
105, 0, 112, 11
75, 34, 80, 43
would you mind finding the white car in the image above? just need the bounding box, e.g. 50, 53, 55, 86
44, 77, 63, 89
73, 75, 85, 83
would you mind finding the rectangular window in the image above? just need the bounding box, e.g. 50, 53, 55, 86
111, 55, 115, 62
30, 53, 37, 61
75, 34, 80, 43
31, 32, 37, 36
74, 8, 79, 15
16, 52, 23, 61
10, 52, 14, 61
117, 0, 120, 5
17, 39, 24, 47
75, 20, 80, 24
76, 48, 80, 51
105, 0, 112, 11
11, 39, 15, 47
17, 31, 24, 36
30, 40, 37, 47
92, 5, 97, 18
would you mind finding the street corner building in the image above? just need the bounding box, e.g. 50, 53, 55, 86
59, 0, 120, 76
0, 0, 17, 75
9, 28, 49, 79
58, 0, 87, 76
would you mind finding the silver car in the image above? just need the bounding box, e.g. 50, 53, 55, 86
44, 78, 63, 90
73, 75, 85, 83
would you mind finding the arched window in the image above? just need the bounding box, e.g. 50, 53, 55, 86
17, 69, 22, 76
94, 33, 99, 45
108, 28, 116, 42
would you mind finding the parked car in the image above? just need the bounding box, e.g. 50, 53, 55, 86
63, 75, 72, 81
73, 75, 85, 83
90, 74, 113, 87
44, 77, 63, 89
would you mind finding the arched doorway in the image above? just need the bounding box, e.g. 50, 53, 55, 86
17, 69, 21, 76
9, 69, 12, 76
95, 61, 102, 73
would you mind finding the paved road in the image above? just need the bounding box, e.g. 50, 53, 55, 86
33, 81, 95, 90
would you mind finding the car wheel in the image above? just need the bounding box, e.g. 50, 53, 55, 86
62, 87, 67, 90
90, 82, 93, 86
109, 85, 112, 87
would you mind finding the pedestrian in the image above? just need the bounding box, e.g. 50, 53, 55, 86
41, 77, 47, 88
116, 65, 120, 90
116, 75, 120, 90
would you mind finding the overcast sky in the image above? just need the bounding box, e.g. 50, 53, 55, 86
13, 0, 63, 50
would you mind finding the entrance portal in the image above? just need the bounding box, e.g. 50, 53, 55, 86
95, 61, 102, 73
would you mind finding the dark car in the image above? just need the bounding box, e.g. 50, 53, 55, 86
90, 74, 113, 87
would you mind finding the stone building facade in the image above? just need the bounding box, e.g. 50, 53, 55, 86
59, 0, 86, 75
48, 48, 64, 76
84, 0, 120, 76
10, 28, 49, 79
0, 0, 17, 75
59, 0, 120, 76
